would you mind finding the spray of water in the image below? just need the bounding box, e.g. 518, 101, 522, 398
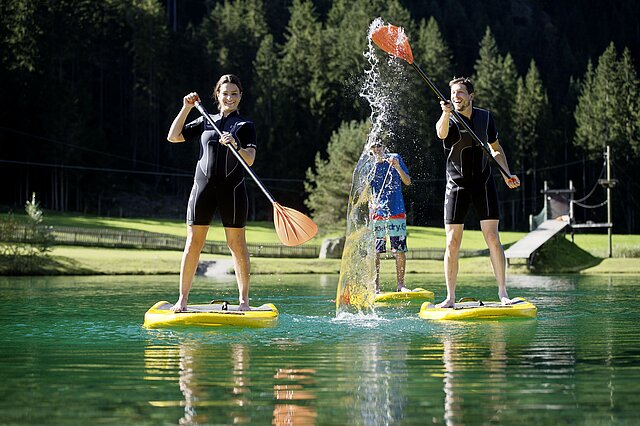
335, 18, 404, 318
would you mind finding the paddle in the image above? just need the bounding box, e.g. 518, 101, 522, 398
371, 24, 515, 181
193, 100, 318, 246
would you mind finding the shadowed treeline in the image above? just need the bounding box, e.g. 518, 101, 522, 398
1, 0, 638, 231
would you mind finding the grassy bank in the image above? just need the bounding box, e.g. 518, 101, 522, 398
0, 244, 635, 276
2, 213, 639, 275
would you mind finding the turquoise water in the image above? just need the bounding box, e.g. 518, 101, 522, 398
1, 273, 639, 425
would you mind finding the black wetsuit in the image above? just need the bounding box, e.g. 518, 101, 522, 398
441, 107, 500, 224
181, 110, 257, 227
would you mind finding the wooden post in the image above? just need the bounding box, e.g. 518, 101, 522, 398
606, 145, 612, 258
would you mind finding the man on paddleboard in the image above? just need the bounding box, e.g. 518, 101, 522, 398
369, 140, 412, 294
435, 77, 520, 308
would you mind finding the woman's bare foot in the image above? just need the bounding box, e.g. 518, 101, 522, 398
436, 298, 455, 309
238, 301, 251, 311
171, 297, 187, 312
397, 286, 411, 293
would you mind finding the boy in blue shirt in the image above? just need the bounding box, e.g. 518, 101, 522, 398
369, 141, 412, 293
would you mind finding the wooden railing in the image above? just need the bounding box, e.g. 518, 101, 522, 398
46, 226, 321, 258
5, 225, 486, 260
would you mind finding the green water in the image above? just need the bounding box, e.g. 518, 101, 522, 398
1, 273, 639, 425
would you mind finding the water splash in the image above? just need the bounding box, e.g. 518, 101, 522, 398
335, 18, 404, 316
332, 311, 389, 328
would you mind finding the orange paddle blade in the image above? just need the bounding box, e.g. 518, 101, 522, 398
272, 203, 318, 247
371, 24, 414, 64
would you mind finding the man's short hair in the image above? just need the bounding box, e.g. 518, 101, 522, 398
449, 77, 474, 94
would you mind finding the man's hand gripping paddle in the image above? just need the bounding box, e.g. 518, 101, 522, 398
194, 100, 318, 246
371, 24, 517, 184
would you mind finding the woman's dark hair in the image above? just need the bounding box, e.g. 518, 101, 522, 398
449, 76, 474, 94
212, 74, 243, 109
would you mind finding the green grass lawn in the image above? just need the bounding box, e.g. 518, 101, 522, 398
6, 212, 293, 244
31, 212, 634, 255
2, 212, 640, 276
9, 211, 527, 251
13, 246, 502, 275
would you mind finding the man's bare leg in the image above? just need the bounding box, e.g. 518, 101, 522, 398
480, 219, 511, 304
437, 224, 464, 308
172, 225, 209, 312
225, 227, 251, 311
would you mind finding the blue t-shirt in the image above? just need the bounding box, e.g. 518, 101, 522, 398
370, 153, 410, 218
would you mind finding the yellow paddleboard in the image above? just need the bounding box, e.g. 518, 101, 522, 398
143, 301, 279, 328
419, 297, 537, 320
374, 288, 434, 303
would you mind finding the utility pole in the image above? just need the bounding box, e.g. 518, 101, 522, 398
598, 145, 617, 258
606, 146, 613, 258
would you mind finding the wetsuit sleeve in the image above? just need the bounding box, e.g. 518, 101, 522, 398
487, 113, 498, 143
236, 121, 257, 150
181, 117, 204, 142
442, 118, 460, 146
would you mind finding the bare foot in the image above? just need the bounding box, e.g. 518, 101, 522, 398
397, 286, 411, 293
238, 302, 251, 311
171, 298, 187, 313
501, 296, 513, 305
435, 299, 455, 309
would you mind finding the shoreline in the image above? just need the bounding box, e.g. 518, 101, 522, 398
0, 246, 637, 276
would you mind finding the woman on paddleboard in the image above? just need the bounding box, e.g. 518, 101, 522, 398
167, 74, 257, 312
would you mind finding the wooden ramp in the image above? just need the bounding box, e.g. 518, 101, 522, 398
505, 220, 569, 266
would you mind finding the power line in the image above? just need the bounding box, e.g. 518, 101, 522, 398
0, 159, 306, 184
0, 126, 188, 174
0, 159, 191, 177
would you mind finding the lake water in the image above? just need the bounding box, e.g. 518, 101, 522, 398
1, 273, 639, 425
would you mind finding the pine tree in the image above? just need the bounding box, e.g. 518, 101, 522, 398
199, 0, 269, 114
473, 27, 503, 114
512, 59, 549, 220
512, 59, 549, 171
269, 0, 326, 179
305, 120, 370, 229
129, 0, 170, 168
619, 48, 640, 157
414, 17, 453, 90
573, 43, 639, 159
252, 33, 277, 174
0, 0, 41, 73
405, 16, 453, 187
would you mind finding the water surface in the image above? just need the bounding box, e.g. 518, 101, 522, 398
1, 273, 638, 424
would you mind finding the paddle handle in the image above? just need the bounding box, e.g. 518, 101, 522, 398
193, 101, 276, 204
410, 63, 513, 179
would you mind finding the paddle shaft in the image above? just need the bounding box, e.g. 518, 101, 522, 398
194, 101, 276, 204
410, 62, 513, 179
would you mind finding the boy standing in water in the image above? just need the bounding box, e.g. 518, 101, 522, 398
369, 141, 412, 294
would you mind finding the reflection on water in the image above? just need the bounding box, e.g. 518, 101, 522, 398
144, 340, 319, 425
273, 367, 317, 425
1, 274, 640, 424
355, 339, 408, 425
438, 322, 538, 425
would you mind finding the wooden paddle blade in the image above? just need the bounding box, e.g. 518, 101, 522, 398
272, 203, 318, 247
371, 24, 414, 64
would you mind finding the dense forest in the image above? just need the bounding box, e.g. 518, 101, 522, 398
1, 0, 639, 232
